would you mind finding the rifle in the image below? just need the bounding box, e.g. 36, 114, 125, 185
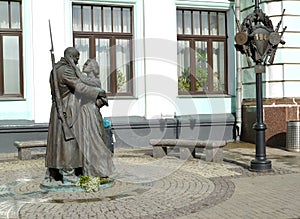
268, 26, 287, 64
268, 9, 287, 64
275, 9, 285, 33
49, 20, 75, 141
232, 6, 252, 67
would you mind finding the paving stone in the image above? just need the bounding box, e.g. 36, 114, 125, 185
0, 143, 299, 218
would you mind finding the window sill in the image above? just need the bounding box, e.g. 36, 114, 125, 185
0, 96, 25, 101
177, 94, 233, 98
108, 96, 138, 100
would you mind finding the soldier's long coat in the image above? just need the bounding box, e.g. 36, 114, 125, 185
46, 57, 100, 169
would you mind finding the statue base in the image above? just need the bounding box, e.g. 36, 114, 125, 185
40, 179, 84, 192
40, 178, 114, 193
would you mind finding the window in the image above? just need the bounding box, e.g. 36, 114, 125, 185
177, 9, 227, 94
0, 0, 23, 98
72, 4, 133, 96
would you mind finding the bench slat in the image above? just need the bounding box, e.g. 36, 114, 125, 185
14, 140, 47, 149
150, 138, 226, 163
14, 140, 47, 160
150, 139, 226, 147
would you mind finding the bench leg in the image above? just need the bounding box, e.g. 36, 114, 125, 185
18, 148, 32, 160
153, 146, 167, 158
179, 147, 194, 160
205, 147, 223, 163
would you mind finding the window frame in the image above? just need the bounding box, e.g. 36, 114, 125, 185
177, 8, 228, 95
0, 0, 23, 99
72, 3, 134, 97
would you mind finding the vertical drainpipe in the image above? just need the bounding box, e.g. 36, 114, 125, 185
235, 0, 242, 141
142, 0, 147, 119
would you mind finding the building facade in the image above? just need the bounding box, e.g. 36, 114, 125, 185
0, 0, 295, 152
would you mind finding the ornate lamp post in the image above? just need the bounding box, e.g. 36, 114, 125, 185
234, 0, 286, 171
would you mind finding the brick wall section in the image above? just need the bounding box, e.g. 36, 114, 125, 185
241, 98, 300, 147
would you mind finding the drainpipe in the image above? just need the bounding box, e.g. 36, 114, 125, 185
142, 0, 147, 119
235, 0, 243, 141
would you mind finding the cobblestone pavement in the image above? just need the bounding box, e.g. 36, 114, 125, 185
0, 141, 299, 219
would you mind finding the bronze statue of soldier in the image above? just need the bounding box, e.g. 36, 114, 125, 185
44, 47, 108, 185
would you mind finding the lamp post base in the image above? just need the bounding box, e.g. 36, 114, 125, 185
250, 159, 272, 172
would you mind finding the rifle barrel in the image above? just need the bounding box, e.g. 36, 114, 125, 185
48, 20, 74, 140
49, 20, 55, 66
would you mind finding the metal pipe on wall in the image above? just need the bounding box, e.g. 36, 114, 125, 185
235, 0, 243, 141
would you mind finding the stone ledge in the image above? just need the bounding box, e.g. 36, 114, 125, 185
150, 138, 227, 162
14, 140, 47, 160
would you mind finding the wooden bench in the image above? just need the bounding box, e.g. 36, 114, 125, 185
150, 139, 227, 163
14, 140, 47, 160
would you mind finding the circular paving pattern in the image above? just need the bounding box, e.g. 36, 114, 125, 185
1, 171, 234, 219
1, 145, 299, 218
0, 154, 237, 219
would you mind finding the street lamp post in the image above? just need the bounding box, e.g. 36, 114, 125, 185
250, 64, 271, 171
234, 0, 287, 171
